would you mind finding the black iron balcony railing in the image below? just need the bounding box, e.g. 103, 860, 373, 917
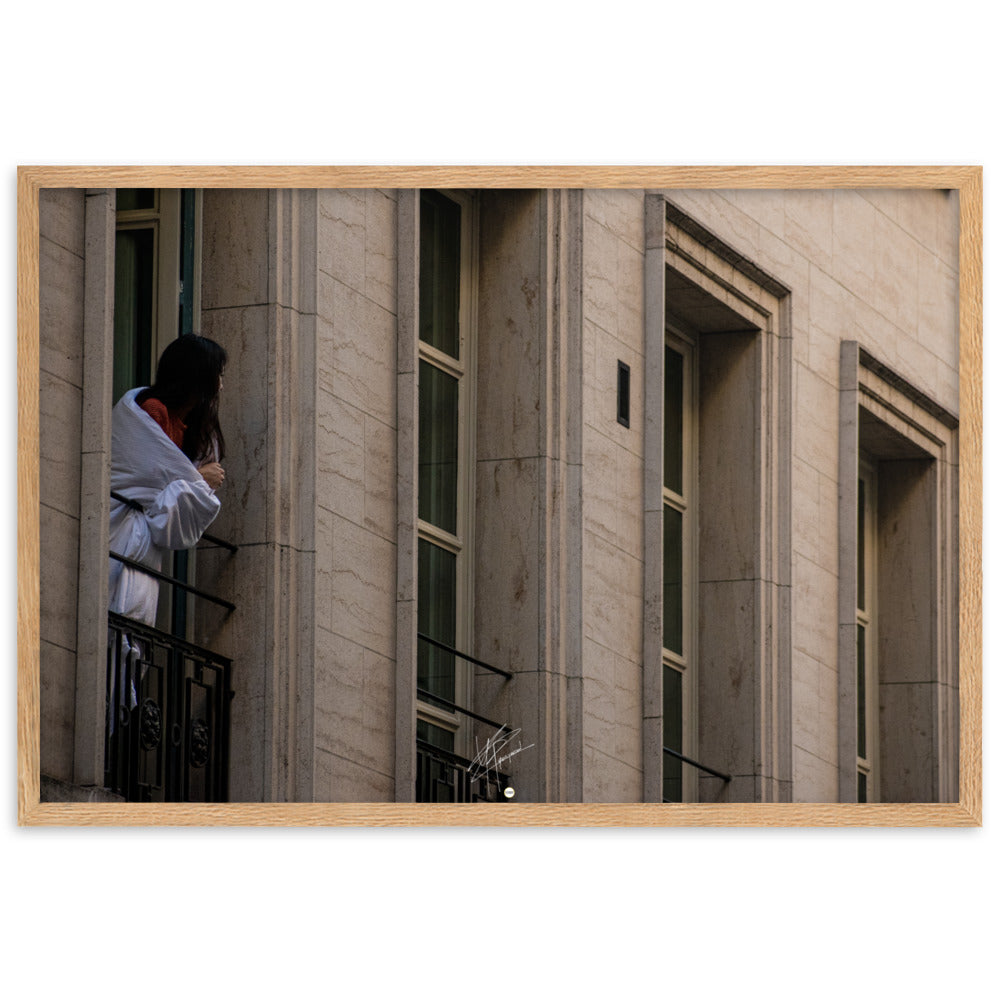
107, 492, 236, 802
416, 738, 513, 803
417, 632, 513, 680
416, 634, 516, 803
106, 612, 232, 802
662, 745, 732, 803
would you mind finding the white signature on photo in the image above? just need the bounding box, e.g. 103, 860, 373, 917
467, 726, 535, 785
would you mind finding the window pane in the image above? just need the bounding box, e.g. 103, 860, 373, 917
418, 539, 457, 703
857, 623, 866, 759
664, 345, 684, 494
419, 360, 459, 534
858, 771, 868, 804
117, 188, 156, 212
857, 476, 866, 611
113, 227, 155, 403
419, 191, 461, 359
417, 719, 455, 753
663, 503, 683, 655
663, 666, 683, 802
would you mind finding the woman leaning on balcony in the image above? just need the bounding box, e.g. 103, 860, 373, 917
108, 334, 228, 626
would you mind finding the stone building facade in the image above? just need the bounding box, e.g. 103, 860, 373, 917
37, 184, 960, 804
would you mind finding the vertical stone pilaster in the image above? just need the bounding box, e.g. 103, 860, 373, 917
534, 188, 584, 803
470, 190, 584, 802
73, 189, 114, 788
561, 188, 585, 803
642, 193, 666, 804
200, 189, 318, 803
395, 190, 419, 802
837, 341, 860, 802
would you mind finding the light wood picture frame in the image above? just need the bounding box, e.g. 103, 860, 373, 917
17, 165, 982, 827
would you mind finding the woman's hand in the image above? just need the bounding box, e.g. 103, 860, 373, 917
198, 462, 226, 490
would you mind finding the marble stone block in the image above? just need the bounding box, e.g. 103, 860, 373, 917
364, 189, 397, 313
327, 514, 396, 660
364, 415, 396, 542
40, 639, 76, 782
793, 362, 840, 482
582, 530, 642, 664
792, 744, 839, 803
201, 189, 270, 310
40, 503, 80, 654
475, 457, 540, 674
831, 190, 877, 307
329, 280, 397, 428
39, 370, 82, 519
317, 390, 365, 523
39, 235, 84, 388
584, 188, 644, 252
582, 743, 642, 803
872, 209, 920, 335
782, 190, 834, 275
791, 551, 839, 670
318, 189, 366, 296
315, 746, 394, 803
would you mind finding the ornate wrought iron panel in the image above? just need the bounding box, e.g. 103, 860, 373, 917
106, 612, 232, 802
416, 739, 511, 804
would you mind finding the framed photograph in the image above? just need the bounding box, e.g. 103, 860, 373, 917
17, 165, 982, 826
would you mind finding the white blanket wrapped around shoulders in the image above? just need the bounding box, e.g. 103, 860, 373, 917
108, 388, 221, 626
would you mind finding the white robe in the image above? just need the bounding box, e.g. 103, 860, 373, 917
108, 388, 221, 627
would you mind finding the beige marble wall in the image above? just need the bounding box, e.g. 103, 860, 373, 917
312, 189, 399, 801
666, 189, 959, 801
580, 189, 646, 801
36, 184, 960, 806
199, 189, 321, 803
473, 189, 581, 803
38, 189, 86, 785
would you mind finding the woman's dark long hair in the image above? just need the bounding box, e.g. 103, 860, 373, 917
137, 334, 227, 462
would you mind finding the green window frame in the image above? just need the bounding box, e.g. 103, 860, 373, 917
416, 190, 476, 753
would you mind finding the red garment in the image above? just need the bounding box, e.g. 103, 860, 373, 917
140, 398, 187, 451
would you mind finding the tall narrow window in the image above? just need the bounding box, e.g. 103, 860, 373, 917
417, 190, 475, 754
662, 328, 697, 802
856, 459, 878, 802
113, 188, 202, 637
645, 194, 790, 805
840, 342, 958, 804
114, 190, 200, 402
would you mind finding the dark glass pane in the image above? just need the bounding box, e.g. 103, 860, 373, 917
418, 539, 457, 703
419, 190, 461, 359
117, 188, 155, 211
662, 666, 683, 802
663, 344, 684, 494
179, 189, 197, 337
663, 503, 683, 655
418, 360, 459, 534
857, 624, 866, 759
113, 227, 155, 403
417, 719, 455, 753
858, 771, 867, 803
857, 476, 866, 611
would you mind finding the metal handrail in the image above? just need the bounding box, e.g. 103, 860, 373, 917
109, 551, 236, 612
416, 737, 510, 779
417, 633, 513, 680
111, 490, 238, 554
663, 745, 732, 783
416, 686, 513, 734
108, 610, 233, 667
